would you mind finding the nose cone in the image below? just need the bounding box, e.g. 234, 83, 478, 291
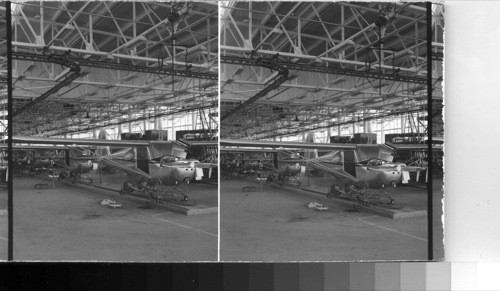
380, 171, 402, 185
156, 166, 196, 185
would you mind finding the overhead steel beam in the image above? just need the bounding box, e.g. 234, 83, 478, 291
221, 139, 356, 150
222, 45, 424, 74
12, 51, 217, 80
44, 1, 92, 48
254, 2, 302, 51
13, 54, 81, 117
221, 55, 426, 84
51, 103, 217, 136
12, 41, 209, 69
260, 107, 427, 139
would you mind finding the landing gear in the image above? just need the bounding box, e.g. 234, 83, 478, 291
121, 181, 136, 194
59, 172, 68, 180
328, 183, 344, 197
327, 182, 395, 207
120, 179, 192, 205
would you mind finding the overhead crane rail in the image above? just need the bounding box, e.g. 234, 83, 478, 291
12, 51, 217, 81
220, 55, 427, 84
13, 52, 81, 117
221, 55, 289, 121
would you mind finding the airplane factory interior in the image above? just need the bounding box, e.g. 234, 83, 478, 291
220, 2, 443, 261
0, 2, 444, 263
1, 2, 219, 261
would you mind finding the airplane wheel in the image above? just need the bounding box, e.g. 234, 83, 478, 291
123, 181, 134, 192
390, 181, 397, 187
136, 181, 147, 189
329, 184, 342, 196
184, 177, 191, 184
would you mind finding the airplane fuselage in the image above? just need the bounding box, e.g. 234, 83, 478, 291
277, 163, 301, 178
149, 160, 200, 185
354, 165, 403, 188
69, 161, 95, 173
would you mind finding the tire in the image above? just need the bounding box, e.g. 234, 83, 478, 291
329, 184, 342, 196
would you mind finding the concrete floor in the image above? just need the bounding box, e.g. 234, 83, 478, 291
220, 175, 444, 261
13, 175, 217, 261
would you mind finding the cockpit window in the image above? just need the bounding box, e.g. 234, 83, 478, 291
160, 156, 177, 164
367, 159, 384, 167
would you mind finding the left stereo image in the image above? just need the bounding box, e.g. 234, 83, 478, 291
1, 1, 219, 261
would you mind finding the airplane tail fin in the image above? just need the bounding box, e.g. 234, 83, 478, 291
304, 132, 318, 159
96, 130, 111, 157
343, 150, 357, 178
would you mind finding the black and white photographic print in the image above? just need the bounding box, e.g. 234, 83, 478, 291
220, 2, 443, 261
5, 1, 219, 261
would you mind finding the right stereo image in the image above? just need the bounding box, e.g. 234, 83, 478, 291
219, 2, 444, 262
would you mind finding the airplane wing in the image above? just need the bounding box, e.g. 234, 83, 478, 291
221, 139, 357, 150
96, 155, 151, 180
10, 136, 189, 158
0, 144, 70, 150
220, 147, 278, 153
11, 136, 150, 147
195, 162, 218, 169
178, 139, 218, 147
385, 142, 442, 151
221, 139, 358, 182
401, 166, 427, 172
286, 152, 357, 182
